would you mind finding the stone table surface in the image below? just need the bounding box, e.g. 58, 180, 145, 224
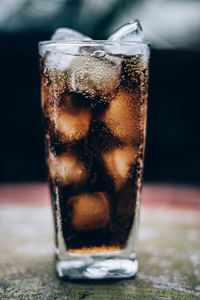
0, 183, 200, 300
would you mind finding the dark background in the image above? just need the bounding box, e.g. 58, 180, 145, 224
0, 0, 200, 185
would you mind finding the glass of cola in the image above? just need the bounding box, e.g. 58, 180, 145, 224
39, 21, 150, 279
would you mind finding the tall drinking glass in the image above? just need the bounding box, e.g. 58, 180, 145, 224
39, 40, 150, 279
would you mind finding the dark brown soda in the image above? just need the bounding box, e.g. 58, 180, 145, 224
40, 53, 148, 253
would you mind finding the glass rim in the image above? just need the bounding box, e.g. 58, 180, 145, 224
39, 40, 150, 50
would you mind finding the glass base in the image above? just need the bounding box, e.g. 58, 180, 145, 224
56, 257, 138, 279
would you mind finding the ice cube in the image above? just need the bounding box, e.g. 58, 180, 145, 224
56, 109, 90, 142
43, 28, 91, 71
108, 20, 144, 42
51, 28, 91, 41
106, 20, 145, 56
68, 55, 121, 99
44, 51, 74, 71
69, 192, 110, 231
48, 152, 86, 186
78, 45, 106, 57
103, 146, 137, 191
46, 93, 91, 142
102, 90, 142, 143
57, 93, 91, 141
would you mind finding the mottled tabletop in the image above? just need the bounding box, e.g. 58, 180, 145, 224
0, 183, 200, 299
